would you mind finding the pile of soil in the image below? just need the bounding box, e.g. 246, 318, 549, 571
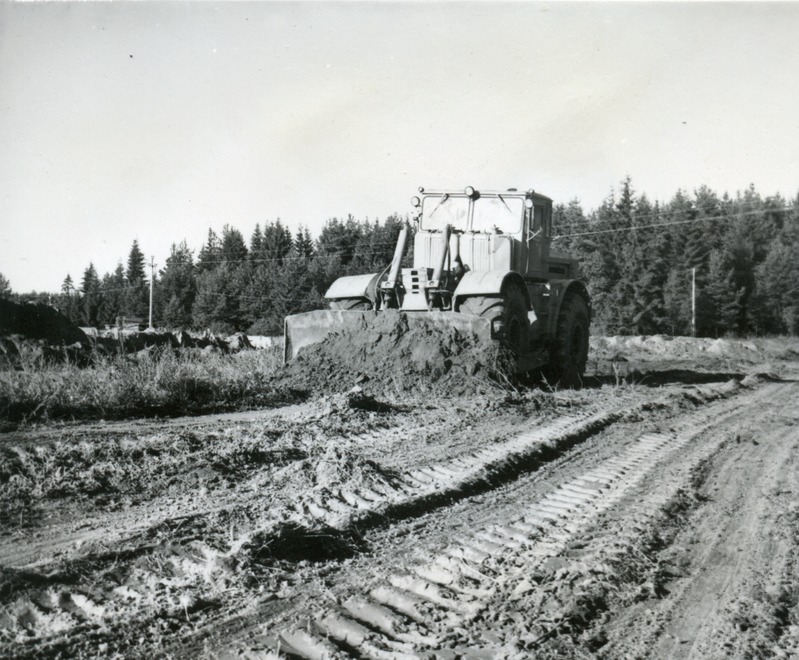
0, 298, 260, 368
276, 311, 508, 396
0, 299, 89, 346
97, 330, 246, 356
590, 335, 799, 375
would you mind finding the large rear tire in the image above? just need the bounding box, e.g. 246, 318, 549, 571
549, 292, 589, 388
459, 286, 530, 356
329, 298, 372, 311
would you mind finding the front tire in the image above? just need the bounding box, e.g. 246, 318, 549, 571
459, 286, 530, 357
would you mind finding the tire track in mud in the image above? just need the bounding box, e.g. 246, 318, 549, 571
273, 435, 719, 657
595, 385, 799, 660
283, 380, 743, 538
218, 381, 764, 659
290, 410, 621, 530
0, 380, 750, 656
1, 397, 628, 652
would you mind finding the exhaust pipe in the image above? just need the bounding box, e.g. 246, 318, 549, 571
384, 225, 409, 291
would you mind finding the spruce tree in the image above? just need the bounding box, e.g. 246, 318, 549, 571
262, 220, 294, 262
704, 249, 744, 336
294, 226, 315, 258
193, 264, 245, 333
753, 241, 799, 334
662, 269, 691, 335
221, 225, 248, 263
61, 274, 74, 295
250, 224, 264, 257
126, 240, 146, 284
317, 215, 364, 266
197, 229, 222, 271
158, 241, 196, 329
99, 263, 126, 326
80, 263, 101, 326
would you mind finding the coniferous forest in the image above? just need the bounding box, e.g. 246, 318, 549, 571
5, 179, 799, 338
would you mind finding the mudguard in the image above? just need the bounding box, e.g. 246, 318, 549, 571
453, 270, 530, 310
325, 273, 381, 303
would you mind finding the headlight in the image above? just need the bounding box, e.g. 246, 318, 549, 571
464, 185, 476, 198
411, 196, 421, 207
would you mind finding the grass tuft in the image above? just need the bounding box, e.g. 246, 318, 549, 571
0, 346, 292, 427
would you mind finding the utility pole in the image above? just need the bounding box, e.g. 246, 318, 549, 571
691, 266, 696, 337
149, 256, 156, 330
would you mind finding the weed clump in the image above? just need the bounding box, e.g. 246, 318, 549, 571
0, 346, 295, 428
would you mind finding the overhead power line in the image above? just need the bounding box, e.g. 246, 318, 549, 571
554, 198, 792, 231
553, 205, 795, 240
196, 240, 406, 265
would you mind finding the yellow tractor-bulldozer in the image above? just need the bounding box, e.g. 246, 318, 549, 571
285, 186, 591, 385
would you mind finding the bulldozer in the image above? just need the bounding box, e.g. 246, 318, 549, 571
284, 186, 591, 385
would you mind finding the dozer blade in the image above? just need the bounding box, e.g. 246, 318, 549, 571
284, 310, 373, 363
283, 310, 493, 363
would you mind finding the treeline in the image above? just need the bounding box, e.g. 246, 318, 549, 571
32, 216, 408, 335
555, 178, 799, 336
4, 180, 798, 337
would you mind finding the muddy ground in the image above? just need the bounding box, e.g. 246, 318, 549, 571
2, 335, 799, 659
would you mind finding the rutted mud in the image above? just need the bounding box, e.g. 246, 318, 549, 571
1, 337, 799, 658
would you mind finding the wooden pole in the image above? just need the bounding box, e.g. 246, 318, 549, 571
691, 267, 696, 337
149, 256, 156, 330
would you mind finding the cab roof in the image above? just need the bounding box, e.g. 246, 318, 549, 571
418, 187, 553, 204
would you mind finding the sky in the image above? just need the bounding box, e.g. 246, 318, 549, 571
1, 2, 798, 293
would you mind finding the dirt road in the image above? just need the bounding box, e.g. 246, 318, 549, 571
2, 340, 798, 658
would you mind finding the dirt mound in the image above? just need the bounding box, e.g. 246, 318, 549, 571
590, 335, 799, 377
276, 311, 508, 396
225, 332, 253, 351
0, 299, 88, 346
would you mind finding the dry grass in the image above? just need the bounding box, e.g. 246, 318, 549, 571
0, 346, 291, 427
